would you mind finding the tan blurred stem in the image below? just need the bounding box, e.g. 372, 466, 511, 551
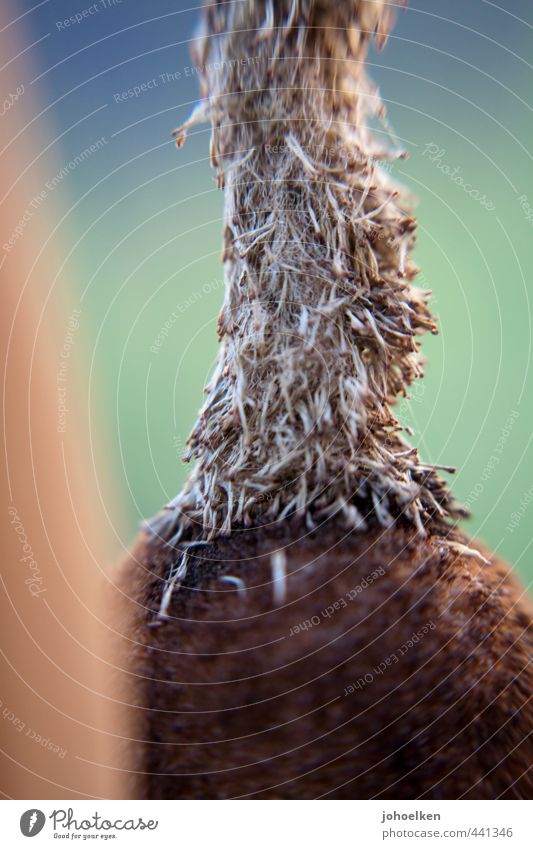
0, 2, 133, 800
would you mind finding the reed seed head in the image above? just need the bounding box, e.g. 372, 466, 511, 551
149, 0, 465, 606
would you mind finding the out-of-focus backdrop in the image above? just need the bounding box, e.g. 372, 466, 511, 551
1, 0, 532, 798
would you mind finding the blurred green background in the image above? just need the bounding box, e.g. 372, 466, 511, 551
15, 0, 533, 580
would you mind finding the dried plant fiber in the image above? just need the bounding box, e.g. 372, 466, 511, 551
149, 0, 466, 615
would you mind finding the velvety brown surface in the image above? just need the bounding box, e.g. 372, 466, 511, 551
126, 518, 533, 799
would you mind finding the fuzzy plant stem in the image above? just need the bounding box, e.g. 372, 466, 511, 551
149, 0, 466, 615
